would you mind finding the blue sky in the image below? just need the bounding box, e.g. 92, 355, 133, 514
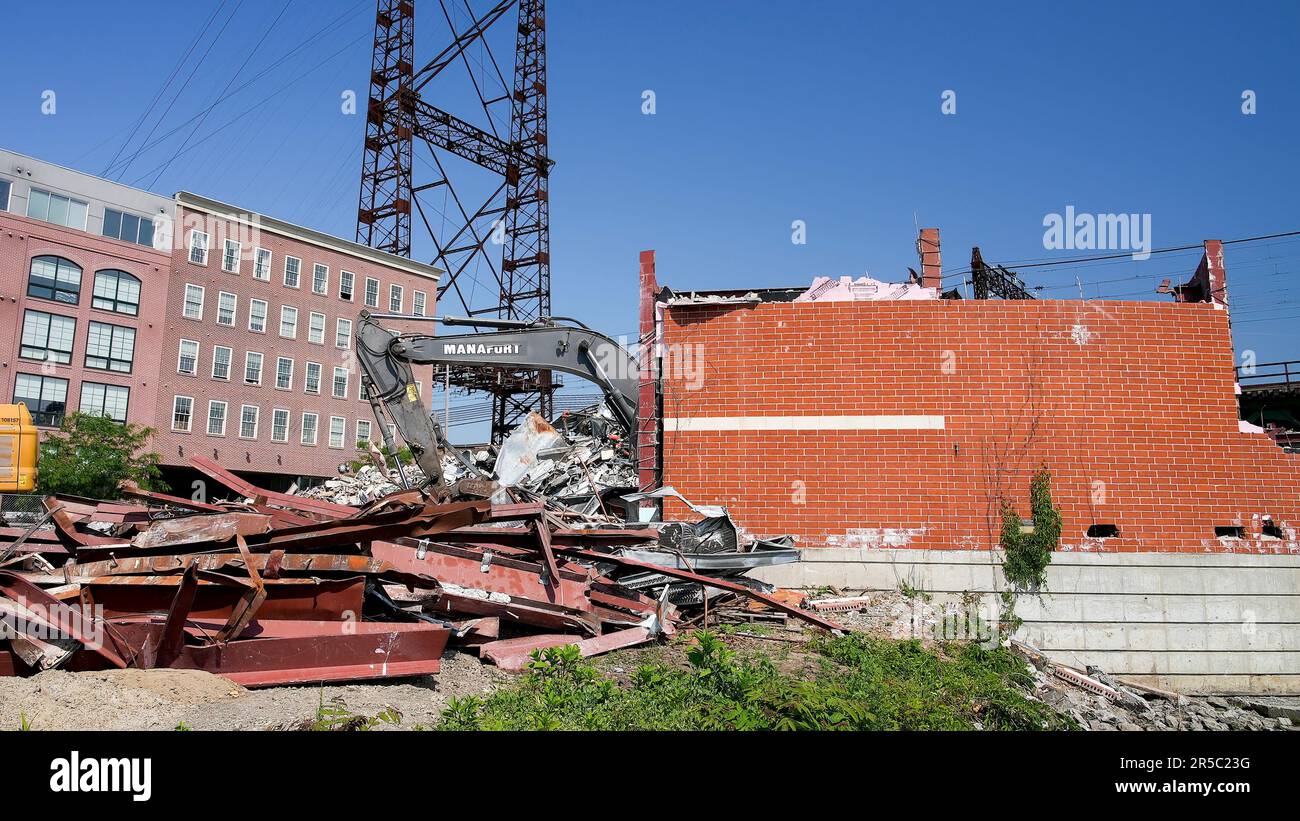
2, 0, 1298, 430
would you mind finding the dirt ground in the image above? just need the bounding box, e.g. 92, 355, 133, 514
0, 650, 509, 731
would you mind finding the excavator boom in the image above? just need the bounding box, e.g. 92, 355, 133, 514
354, 312, 640, 488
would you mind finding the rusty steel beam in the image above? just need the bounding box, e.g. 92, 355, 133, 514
118, 480, 228, 512
189, 455, 358, 518
551, 547, 845, 633
372, 539, 591, 610
0, 571, 136, 669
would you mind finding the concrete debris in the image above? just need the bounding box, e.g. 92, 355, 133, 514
795, 274, 937, 302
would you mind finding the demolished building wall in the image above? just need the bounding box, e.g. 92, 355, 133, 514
646, 244, 1300, 555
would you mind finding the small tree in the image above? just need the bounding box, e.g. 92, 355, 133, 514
38, 413, 161, 499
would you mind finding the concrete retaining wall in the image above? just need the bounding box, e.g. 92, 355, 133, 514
750, 549, 1300, 695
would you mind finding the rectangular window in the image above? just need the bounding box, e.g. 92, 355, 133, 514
244, 351, 263, 385
20, 310, 76, 364
14, 373, 69, 427
389, 284, 403, 313
248, 299, 267, 332
312, 263, 328, 295
339, 271, 354, 301
284, 256, 301, 288
364, 277, 379, 308
222, 239, 241, 273
188, 230, 209, 265
85, 321, 136, 373
207, 400, 227, 436
253, 247, 272, 280
308, 312, 325, 344
413, 290, 426, 316
335, 318, 352, 349
92, 270, 141, 316
359, 380, 369, 401
172, 395, 194, 432
27, 188, 88, 231
328, 416, 346, 449
102, 208, 155, 247
80, 382, 129, 423
177, 339, 199, 375
356, 419, 372, 445
183, 284, 204, 319
275, 357, 294, 390
217, 291, 237, 326
0, 179, 10, 212
304, 362, 322, 395
271, 408, 290, 443
300, 412, 318, 445
28, 256, 82, 304
239, 405, 259, 439
280, 306, 297, 338
332, 367, 349, 399
212, 345, 232, 380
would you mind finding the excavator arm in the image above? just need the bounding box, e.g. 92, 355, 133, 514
354, 311, 640, 489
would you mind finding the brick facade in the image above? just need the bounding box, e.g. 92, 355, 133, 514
150, 197, 438, 481
653, 254, 1300, 554
0, 198, 171, 434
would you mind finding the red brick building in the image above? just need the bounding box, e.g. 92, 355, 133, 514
151, 193, 438, 487
1, 149, 173, 436
639, 238, 1300, 555
1, 150, 440, 490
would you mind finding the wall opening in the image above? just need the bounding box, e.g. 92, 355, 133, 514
1215, 526, 1245, 539
1086, 523, 1120, 538
1262, 520, 1284, 539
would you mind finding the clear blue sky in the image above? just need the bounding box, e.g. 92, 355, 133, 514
2, 0, 1298, 421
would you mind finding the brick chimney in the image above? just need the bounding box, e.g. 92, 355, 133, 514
637, 250, 660, 494
918, 227, 941, 290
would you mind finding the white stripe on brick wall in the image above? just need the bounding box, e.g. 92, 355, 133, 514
662, 415, 945, 432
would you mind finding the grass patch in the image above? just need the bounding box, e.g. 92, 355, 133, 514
437, 631, 1072, 731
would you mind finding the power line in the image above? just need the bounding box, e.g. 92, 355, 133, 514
148, 0, 293, 190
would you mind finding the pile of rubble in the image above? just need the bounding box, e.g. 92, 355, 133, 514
0, 453, 838, 686
1014, 642, 1296, 731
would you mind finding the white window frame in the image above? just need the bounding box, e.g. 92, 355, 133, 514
332, 366, 349, 399
339, 270, 355, 301
356, 418, 372, 445
271, 408, 290, 443
182, 283, 205, 320
172, 395, 194, 432
211, 345, 232, 380
275, 356, 294, 391
188, 230, 209, 266
244, 351, 264, 386
253, 247, 272, 280
177, 339, 200, 376
300, 412, 319, 446
222, 239, 241, 274
364, 277, 379, 308
328, 415, 346, 449
217, 291, 237, 327
308, 311, 325, 345
312, 263, 329, 295
335, 318, 352, 349
207, 400, 227, 436
239, 404, 260, 440
283, 255, 301, 288
413, 290, 426, 316
248, 298, 268, 333
304, 362, 322, 395
279, 305, 298, 339
389, 283, 403, 313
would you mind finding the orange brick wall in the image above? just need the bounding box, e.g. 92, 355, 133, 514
658, 298, 1300, 553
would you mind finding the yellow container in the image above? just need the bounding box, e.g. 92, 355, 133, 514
0, 404, 39, 492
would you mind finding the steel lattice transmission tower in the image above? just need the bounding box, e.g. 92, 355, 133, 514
356, 0, 554, 443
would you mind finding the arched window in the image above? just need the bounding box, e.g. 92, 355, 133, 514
92, 269, 142, 316
27, 255, 82, 304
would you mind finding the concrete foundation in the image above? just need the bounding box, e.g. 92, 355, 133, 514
751, 549, 1300, 695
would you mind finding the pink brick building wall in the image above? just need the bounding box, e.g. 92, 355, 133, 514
150, 195, 439, 482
